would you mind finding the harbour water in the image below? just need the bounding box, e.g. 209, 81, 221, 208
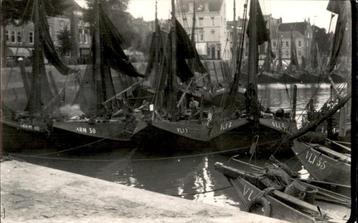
7, 83, 339, 208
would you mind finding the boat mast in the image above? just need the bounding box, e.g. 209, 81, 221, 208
191, 0, 196, 45
154, 0, 160, 77
168, 0, 177, 117
231, 0, 238, 76
277, 33, 282, 72
188, 0, 196, 71
27, 0, 42, 115
94, 0, 103, 113
247, 0, 258, 91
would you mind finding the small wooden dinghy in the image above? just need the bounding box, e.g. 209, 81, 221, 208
292, 140, 351, 186
215, 158, 350, 223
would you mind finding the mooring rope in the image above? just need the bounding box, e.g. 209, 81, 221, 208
7, 139, 280, 163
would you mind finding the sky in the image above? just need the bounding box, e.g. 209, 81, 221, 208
75, 0, 339, 31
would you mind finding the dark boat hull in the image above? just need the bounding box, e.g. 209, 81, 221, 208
51, 119, 148, 151
134, 117, 294, 155
228, 177, 316, 222
292, 140, 351, 186
1, 119, 50, 152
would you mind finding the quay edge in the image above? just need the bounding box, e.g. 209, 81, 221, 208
0, 160, 288, 223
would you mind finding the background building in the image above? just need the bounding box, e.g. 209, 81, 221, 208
4, 0, 91, 64
276, 21, 313, 66
176, 0, 227, 60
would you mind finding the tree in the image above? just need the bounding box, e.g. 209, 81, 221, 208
84, 0, 152, 54
312, 25, 331, 56
57, 27, 72, 57
2, 0, 70, 26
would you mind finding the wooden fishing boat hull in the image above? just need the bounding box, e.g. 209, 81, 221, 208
151, 118, 249, 142
257, 72, 280, 83
215, 160, 350, 222
134, 117, 294, 154
1, 119, 51, 152
228, 177, 316, 222
51, 119, 148, 150
292, 140, 350, 186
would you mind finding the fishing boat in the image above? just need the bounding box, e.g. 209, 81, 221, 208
291, 0, 351, 192
136, 0, 297, 153
1, 0, 75, 151
292, 140, 350, 185
214, 157, 350, 222
51, 0, 146, 149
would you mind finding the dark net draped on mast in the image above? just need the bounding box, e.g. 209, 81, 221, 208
38, 0, 75, 75
99, 5, 144, 78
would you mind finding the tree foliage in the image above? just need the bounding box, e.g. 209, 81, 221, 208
2, 0, 70, 26
312, 25, 331, 56
57, 27, 72, 56
84, 0, 151, 53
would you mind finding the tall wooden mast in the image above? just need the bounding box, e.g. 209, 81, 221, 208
154, 0, 160, 77
231, 0, 238, 76
247, 0, 258, 91
27, 0, 42, 115
94, 0, 103, 113
191, 0, 196, 45
168, 0, 177, 117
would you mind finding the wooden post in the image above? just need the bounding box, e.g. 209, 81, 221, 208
292, 85, 297, 121
199, 95, 204, 123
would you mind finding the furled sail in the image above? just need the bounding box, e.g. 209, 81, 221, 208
145, 23, 166, 77
74, 1, 142, 116
289, 31, 298, 67
38, 1, 75, 76
26, 0, 71, 114
327, 0, 350, 73
98, 5, 143, 78
163, 19, 205, 83
246, 0, 269, 45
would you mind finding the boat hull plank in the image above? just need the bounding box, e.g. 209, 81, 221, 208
292, 140, 350, 186
229, 178, 316, 223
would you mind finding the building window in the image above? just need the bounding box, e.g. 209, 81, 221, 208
29, 32, 34, 43
199, 17, 204, 26
286, 50, 289, 56
286, 41, 289, 47
11, 31, 16, 42
211, 17, 215, 26
79, 28, 83, 43
5, 30, 9, 42
17, 31, 22, 43
298, 40, 302, 47
84, 29, 89, 44
211, 29, 215, 34
60, 20, 65, 28
200, 31, 204, 41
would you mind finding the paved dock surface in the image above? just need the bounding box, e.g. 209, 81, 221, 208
1, 160, 287, 223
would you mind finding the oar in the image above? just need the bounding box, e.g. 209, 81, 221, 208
326, 138, 351, 153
